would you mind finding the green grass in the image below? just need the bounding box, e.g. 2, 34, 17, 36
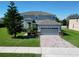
0, 53, 41, 57
0, 28, 40, 47
62, 29, 79, 47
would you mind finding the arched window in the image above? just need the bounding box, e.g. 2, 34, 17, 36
35, 16, 39, 20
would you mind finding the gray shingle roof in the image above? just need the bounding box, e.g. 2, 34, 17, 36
36, 19, 61, 25
21, 11, 55, 16
67, 14, 79, 19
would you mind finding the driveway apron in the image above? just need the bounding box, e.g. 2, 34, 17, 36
40, 35, 77, 57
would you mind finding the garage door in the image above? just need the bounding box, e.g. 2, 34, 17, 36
40, 28, 59, 35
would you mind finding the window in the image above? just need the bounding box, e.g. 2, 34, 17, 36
35, 16, 39, 19
73, 24, 74, 28
36, 16, 38, 19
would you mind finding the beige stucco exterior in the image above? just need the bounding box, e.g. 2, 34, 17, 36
69, 19, 79, 31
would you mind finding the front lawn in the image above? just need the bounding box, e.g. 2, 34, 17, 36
0, 28, 40, 47
62, 29, 79, 47
0, 53, 41, 57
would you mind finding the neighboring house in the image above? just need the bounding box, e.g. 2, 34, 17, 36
67, 14, 79, 31
21, 11, 61, 35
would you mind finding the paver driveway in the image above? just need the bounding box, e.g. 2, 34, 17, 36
40, 35, 76, 48
40, 35, 77, 57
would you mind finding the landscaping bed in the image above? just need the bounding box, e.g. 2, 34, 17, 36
61, 29, 79, 47
0, 53, 41, 57
0, 28, 40, 47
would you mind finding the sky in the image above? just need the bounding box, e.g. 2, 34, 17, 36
0, 1, 79, 20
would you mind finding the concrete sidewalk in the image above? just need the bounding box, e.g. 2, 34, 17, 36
0, 47, 41, 54
41, 48, 79, 57
0, 47, 79, 57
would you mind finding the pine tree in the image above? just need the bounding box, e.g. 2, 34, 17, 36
3, 1, 23, 37
56, 17, 60, 22
62, 19, 67, 26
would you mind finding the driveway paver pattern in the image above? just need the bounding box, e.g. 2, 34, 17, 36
40, 35, 76, 47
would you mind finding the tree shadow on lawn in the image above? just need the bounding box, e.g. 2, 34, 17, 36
63, 32, 69, 36
13, 35, 37, 39
61, 30, 69, 36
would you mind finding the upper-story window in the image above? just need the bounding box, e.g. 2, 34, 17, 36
73, 24, 74, 28
36, 16, 38, 19
35, 16, 39, 20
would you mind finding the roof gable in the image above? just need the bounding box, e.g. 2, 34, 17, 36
36, 19, 61, 25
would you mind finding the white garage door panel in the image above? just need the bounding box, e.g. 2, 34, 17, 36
41, 28, 59, 35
